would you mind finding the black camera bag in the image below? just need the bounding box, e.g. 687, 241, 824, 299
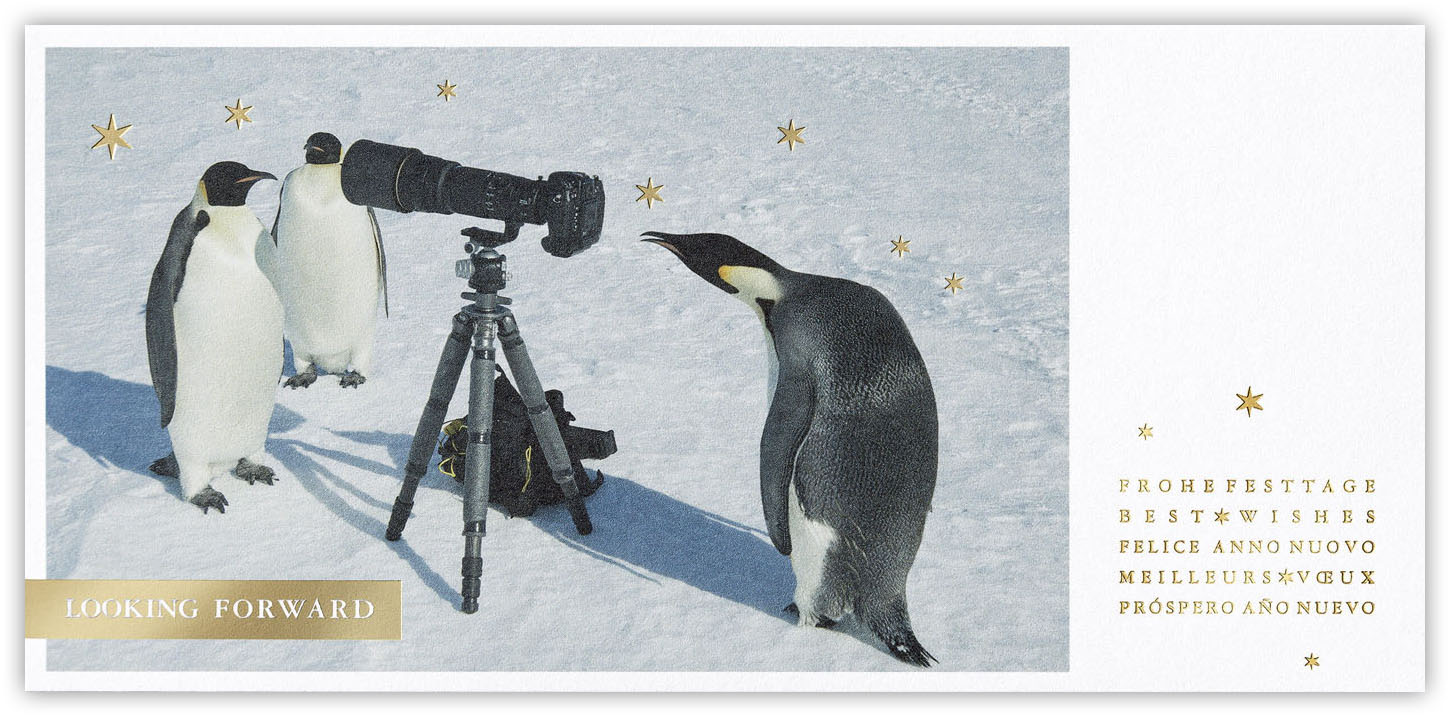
437, 368, 613, 517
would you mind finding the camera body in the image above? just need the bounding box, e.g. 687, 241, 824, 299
340, 139, 605, 258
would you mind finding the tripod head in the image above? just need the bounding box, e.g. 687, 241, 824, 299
462, 223, 520, 249
457, 227, 510, 294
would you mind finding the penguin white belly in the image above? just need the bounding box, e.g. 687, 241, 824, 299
788, 475, 839, 625
169, 227, 283, 466
276, 169, 379, 372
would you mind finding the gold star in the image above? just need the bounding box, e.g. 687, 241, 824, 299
777, 119, 805, 151
1236, 386, 1264, 417
1138, 424, 1153, 440
437, 80, 457, 101
90, 114, 132, 160
891, 236, 911, 258
635, 178, 663, 209
1278, 569, 1294, 584
944, 273, 965, 295
224, 99, 253, 129
1304, 653, 1320, 670
1215, 509, 1230, 524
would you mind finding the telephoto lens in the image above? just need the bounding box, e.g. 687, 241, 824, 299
339, 139, 605, 257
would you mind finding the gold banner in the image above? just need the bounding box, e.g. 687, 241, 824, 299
25, 580, 401, 640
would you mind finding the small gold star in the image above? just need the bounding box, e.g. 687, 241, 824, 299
1278, 569, 1294, 584
1215, 509, 1230, 524
90, 114, 132, 160
1138, 424, 1153, 440
944, 273, 965, 295
1236, 386, 1264, 417
224, 99, 253, 129
1304, 653, 1320, 670
777, 119, 805, 151
635, 178, 664, 209
437, 80, 457, 101
890, 236, 911, 258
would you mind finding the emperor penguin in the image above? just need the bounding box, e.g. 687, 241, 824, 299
642, 231, 939, 667
146, 162, 283, 514
270, 132, 388, 389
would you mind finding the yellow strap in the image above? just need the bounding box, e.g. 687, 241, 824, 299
519, 446, 533, 493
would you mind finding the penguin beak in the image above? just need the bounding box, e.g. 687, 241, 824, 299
641, 232, 739, 294
237, 171, 277, 184
640, 233, 684, 259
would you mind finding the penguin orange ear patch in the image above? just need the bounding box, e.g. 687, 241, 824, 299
718, 265, 737, 284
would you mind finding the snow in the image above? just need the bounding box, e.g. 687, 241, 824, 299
42, 46, 1068, 672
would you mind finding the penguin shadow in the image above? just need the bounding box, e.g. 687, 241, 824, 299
266, 436, 458, 606
43, 365, 304, 499
526, 473, 796, 623
534, 475, 921, 664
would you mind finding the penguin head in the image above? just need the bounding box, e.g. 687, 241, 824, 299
640, 229, 788, 291
198, 161, 276, 207
304, 132, 343, 165
641, 232, 786, 298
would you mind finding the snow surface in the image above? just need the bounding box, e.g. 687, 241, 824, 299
42, 46, 1068, 672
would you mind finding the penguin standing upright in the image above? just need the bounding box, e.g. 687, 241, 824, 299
146, 162, 282, 513
271, 132, 388, 389
643, 231, 939, 667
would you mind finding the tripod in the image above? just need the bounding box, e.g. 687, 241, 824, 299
385, 226, 593, 614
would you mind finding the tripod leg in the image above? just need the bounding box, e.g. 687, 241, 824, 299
386, 312, 473, 541
496, 315, 593, 536
459, 319, 499, 614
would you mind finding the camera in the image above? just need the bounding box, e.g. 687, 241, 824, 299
339, 139, 605, 258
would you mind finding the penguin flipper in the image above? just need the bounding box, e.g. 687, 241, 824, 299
368, 206, 389, 318
760, 369, 814, 556
146, 208, 207, 428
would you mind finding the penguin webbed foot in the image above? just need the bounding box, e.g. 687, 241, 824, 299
284, 367, 318, 389
149, 453, 179, 477
783, 603, 838, 629
189, 486, 229, 514
235, 458, 277, 486
338, 371, 367, 389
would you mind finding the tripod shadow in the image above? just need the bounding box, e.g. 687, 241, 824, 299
268, 437, 459, 606
43, 365, 305, 494
329, 429, 411, 476
528, 472, 796, 622
299, 427, 795, 619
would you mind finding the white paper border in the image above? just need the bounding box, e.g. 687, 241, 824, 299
22, 23, 1426, 692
